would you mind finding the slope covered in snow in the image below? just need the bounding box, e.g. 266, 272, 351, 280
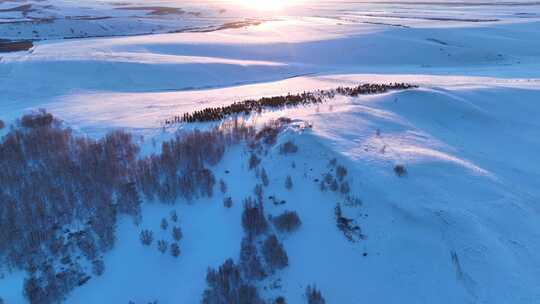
0, 1, 540, 304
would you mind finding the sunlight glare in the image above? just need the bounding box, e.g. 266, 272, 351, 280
232, 0, 304, 11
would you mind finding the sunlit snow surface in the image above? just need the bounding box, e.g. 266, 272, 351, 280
1, 1, 540, 303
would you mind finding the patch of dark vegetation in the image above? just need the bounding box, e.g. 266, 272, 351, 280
166, 83, 417, 124
0, 111, 289, 304
394, 164, 408, 177
285, 175, 293, 190
0, 39, 33, 53
241, 197, 268, 237
115, 6, 185, 16
262, 234, 289, 273
223, 196, 233, 208
360, 13, 499, 22
280, 140, 298, 154
202, 259, 265, 304
0, 119, 5, 130
239, 237, 266, 281
305, 285, 326, 304
180, 19, 265, 34
271, 211, 301, 233
335, 204, 364, 242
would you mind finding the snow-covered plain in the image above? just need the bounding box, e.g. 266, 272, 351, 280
1, 1, 540, 303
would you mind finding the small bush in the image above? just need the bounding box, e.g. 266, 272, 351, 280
0, 120, 5, 130
272, 211, 301, 233
394, 165, 407, 177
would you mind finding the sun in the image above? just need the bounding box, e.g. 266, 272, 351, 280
233, 0, 303, 11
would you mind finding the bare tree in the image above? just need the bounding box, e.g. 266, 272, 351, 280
157, 240, 168, 254
172, 226, 183, 242
140, 230, 154, 246
219, 179, 227, 194
260, 168, 269, 187
161, 218, 169, 230
305, 285, 326, 304
170, 243, 181, 258
285, 175, 293, 190
223, 197, 233, 209
170, 210, 178, 223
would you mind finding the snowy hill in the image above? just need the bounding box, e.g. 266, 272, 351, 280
1, 1, 540, 304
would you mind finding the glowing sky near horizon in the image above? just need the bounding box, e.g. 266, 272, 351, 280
232, 0, 306, 11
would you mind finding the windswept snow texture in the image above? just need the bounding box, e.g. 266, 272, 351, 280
1, 1, 540, 304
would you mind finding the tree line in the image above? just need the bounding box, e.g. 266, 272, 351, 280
165, 83, 418, 125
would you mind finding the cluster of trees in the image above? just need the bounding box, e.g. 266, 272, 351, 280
139, 212, 183, 258
204, 189, 296, 303
202, 259, 265, 304
166, 83, 417, 124
1, 111, 293, 304
0, 111, 140, 303
0, 109, 312, 303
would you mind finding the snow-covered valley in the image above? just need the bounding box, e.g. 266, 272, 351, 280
1, 1, 540, 304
